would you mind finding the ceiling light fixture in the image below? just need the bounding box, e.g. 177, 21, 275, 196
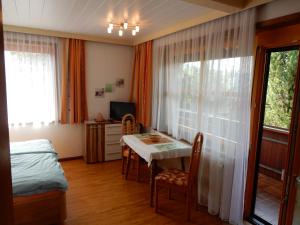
107, 21, 140, 36
119, 29, 123, 36
123, 22, 128, 30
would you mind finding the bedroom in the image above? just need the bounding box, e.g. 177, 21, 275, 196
1, 0, 300, 225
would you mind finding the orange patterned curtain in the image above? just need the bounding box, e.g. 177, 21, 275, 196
130, 41, 153, 127
60, 39, 88, 124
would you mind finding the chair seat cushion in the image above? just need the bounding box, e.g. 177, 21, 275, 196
155, 169, 188, 186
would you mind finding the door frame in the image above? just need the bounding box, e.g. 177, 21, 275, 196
244, 21, 300, 225
0, 0, 14, 224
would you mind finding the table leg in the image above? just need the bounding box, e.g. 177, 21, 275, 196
125, 149, 132, 180
181, 157, 185, 171
150, 159, 157, 207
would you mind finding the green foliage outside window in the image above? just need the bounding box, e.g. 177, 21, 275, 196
264, 50, 299, 129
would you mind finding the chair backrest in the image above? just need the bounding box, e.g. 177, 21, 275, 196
121, 114, 136, 135
188, 132, 204, 186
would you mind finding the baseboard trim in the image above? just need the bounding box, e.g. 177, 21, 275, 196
59, 156, 83, 162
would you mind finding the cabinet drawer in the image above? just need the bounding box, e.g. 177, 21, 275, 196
105, 152, 121, 161
105, 133, 122, 143
105, 124, 122, 134
105, 142, 121, 154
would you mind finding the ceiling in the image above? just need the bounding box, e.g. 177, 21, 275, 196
2, 0, 272, 45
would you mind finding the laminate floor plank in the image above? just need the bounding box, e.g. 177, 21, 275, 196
62, 159, 226, 225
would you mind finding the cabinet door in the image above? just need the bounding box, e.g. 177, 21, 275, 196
97, 124, 104, 162
85, 124, 98, 163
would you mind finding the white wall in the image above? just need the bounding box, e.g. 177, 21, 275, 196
9, 124, 84, 159
86, 41, 134, 120
9, 41, 134, 158
257, 0, 300, 22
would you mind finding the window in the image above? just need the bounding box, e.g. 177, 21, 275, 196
4, 32, 59, 127
179, 57, 248, 142
151, 10, 255, 223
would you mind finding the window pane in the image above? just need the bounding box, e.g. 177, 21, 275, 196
178, 61, 200, 139
178, 56, 251, 143
264, 50, 299, 129
5, 50, 57, 126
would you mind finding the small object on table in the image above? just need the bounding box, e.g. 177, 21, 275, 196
148, 134, 161, 142
95, 113, 105, 122
139, 133, 172, 145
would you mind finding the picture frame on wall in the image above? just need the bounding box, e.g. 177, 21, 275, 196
116, 78, 125, 87
105, 84, 113, 93
95, 88, 105, 97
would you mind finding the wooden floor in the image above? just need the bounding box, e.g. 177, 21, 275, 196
61, 159, 226, 225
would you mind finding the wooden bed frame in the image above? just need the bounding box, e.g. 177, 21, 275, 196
13, 190, 66, 225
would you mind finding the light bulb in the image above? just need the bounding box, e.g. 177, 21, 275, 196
135, 25, 140, 32
132, 30, 136, 36
107, 27, 112, 33
119, 29, 123, 36
109, 23, 113, 29
123, 22, 128, 29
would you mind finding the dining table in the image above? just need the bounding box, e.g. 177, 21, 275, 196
121, 132, 192, 206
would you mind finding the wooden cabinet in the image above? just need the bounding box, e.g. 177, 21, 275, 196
84, 121, 122, 163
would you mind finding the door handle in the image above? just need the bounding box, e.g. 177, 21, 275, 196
297, 176, 300, 185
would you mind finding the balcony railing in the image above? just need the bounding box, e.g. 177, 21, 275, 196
259, 126, 289, 180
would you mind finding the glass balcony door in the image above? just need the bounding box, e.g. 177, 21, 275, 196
251, 47, 300, 225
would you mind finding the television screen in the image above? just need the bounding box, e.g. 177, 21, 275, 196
110, 101, 135, 121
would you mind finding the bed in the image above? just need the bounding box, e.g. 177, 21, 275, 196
10, 139, 68, 225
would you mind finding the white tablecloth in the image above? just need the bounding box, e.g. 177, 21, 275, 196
121, 132, 192, 165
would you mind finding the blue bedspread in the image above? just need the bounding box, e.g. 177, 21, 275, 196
10, 139, 68, 196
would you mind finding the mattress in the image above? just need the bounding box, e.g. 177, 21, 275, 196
10, 139, 68, 196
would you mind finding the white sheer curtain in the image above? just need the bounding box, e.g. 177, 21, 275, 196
152, 9, 255, 225
4, 32, 60, 127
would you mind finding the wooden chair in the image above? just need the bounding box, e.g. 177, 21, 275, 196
121, 114, 144, 181
154, 132, 204, 221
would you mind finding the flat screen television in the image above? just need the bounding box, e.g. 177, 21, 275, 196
110, 101, 135, 121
